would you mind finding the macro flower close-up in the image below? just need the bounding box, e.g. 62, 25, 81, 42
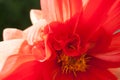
0, 0, 120, 80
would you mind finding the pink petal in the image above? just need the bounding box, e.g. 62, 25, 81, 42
0, 39, 25, 71
23, 20, 47, 45
30, 9, 43, 24
3, 28, 23, 41
41, 0, 82, 22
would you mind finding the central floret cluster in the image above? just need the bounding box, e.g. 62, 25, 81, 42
57, 53, 89, 76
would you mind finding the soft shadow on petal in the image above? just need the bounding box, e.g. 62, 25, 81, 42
0, 39, 25, 71
30, 9, 43, 24
3, 28, 23, 41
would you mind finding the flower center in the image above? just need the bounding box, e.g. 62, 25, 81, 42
57, 53, 89, 76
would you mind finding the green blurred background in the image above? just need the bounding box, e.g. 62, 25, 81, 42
0, 0, 40, 40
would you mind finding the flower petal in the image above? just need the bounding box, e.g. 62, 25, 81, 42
30, 9, 43, 24
77, 0, 116, 42
83, 0, 115, 23
1, 60, 40, 80
2, 59, 58, 80
0, 41, 35, 79
2, 59, 74, 80
103, 1, 120, 34
41, 0, 82, 22
82, 0, 89, 9
0, 39, 25, 71
23, 19, 47, 45
77, 65, 117, 80
88, 27, 112, 53
89, 66, 117, 80
92, 33, 120, 62
3, 28, 23, 41
109, 68, 120, 79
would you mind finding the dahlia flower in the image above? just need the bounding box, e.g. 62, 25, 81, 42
0, 0, 120, 80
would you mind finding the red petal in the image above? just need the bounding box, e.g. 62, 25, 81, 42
92, 33, 120, 62
48, 14, 81, 41
77, 58, 117, 80
3, 59, 59, 80
3, 61, 42, 80
89, 66, 117, 80
103, 1, 120, 34
2, 58, 118, 80
76, 0, 116, 43
83, 0, 115, 24
88, 27, 112, 53
90, 57, 120, 68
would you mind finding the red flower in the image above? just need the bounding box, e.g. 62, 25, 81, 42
1, 0, 120, 80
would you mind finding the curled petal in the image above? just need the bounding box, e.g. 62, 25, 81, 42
32, 41, 46, 61
30, 9, 43, 24
3, 28, 23, 41
23, 19, 47, 45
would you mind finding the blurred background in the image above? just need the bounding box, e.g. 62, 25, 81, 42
0, 0, 40, 40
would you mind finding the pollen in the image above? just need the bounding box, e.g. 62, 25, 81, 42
57, 54, 89, 76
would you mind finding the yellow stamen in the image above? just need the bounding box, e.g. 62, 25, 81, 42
57, 54, 89, 76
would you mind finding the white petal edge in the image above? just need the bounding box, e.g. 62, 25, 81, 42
0, 39, 25, 71
30, 9, 43, 24
3, 28, 23, 41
